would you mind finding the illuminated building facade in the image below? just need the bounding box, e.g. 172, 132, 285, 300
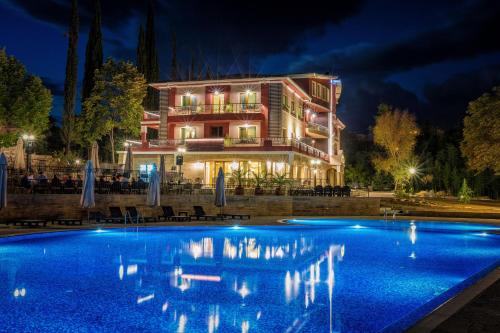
128, 73, 345, 185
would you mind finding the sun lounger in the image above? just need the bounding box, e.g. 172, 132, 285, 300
8, 219, 48, 227
222, 213, 251, 220
105, 207, 126, 223
190, 206, 223, 221
158, 206, 191, 222
51, 218, 83, 226
125, 206, 157, 223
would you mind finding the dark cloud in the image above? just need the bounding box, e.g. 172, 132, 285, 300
339, 63, 500, 132
7, 0, 363, 56
295, 0, 500, 77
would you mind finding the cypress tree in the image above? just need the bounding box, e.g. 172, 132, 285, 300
136, 24, 146, 75
144, 1, 159, 109
82, 0, 102, 102
62, 0, 79, 155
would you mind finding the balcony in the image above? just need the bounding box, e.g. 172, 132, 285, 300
146, 137, 330, 162
170, 103, 263, 116
306, 122, 329, 138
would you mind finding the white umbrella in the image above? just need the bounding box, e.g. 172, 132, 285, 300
90, 141, 100, 170
80, 160, 95, 209
0, 153, 7, 210
214, 167, 226, 215
146, 164, 160, 207
13, 138, 25, 170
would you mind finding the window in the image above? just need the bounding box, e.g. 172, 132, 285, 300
311, 82, 317, 97
210, 126, 224, 137
180, 127, 196, 140
181, 95, 197, 110
282, 94, 289, 110
291, 100, 295, 115
212, 94, 224, 113
240, 92, 257, 110
239, 126, 257, 141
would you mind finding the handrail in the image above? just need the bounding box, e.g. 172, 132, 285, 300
148, 137, 330, 161
169, 103, 262, 115
307, 122, 329, 134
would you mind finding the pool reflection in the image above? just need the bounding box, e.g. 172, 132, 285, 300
115, 233, 345, 332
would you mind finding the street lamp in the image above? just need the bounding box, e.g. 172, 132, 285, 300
22, 134, 35, 172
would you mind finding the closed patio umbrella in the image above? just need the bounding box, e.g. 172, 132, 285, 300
90, 141, 100, 171
159, 155, 165, 186
124, 145, 133, 176
80, 160, 95, 209
0, 153, 7, 210
146, 164, 160, 207
214, 167, 226, 215
13, 137, 25, 170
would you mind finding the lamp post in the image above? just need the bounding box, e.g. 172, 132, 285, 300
176, 147, 186, 183
22, 134, 35, 172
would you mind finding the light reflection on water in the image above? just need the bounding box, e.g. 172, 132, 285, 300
0, 222, 499, 332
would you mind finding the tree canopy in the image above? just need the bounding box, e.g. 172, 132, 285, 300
372, 104, 419, 190
0, 49, 52, 147
461, 86, 500, 175
81, 59, 146, 163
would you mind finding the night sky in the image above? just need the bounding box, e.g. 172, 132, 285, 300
1, 0, 499, 132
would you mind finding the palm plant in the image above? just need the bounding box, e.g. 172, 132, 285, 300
252, 170, 268, 195
272, 173, 290, 195
231, 168, 247, 195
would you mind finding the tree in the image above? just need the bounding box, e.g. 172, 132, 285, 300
372, 104, 420, 191
461, 86, 500, 174
61, 0, 79, 155
0, 49, 52, 147
82, 0, 103, 102
81, 59, 147, 163
136, 24, 146, 75
143, 1, 159, 109
458, 178, 473, 203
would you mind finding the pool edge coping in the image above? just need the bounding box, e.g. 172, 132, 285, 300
405, 266, 500, 333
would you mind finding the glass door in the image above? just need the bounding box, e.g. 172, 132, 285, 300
212, 94, 224, 113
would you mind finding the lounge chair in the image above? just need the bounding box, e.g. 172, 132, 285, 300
158, 206, 191, 222
105, 206, 126, 223
333, 186, 342, 197
342, 186, 351, 197
125, 206, 157, 223
190, 206, 222, 221
222, 212, 251, 220
7, 219, 48, 227
52, 218, 83, 226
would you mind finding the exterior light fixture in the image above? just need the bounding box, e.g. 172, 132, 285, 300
245, 89, 251, 95
230, 161, 239, 171
408, 167, 417, 175
75, 159, 81, 165
214, 89, 220, 96
185, 91, 192, 97
305, 109, 311, 114
177, 147, 186, 153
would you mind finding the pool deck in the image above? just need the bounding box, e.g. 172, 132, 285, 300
1, 215, 499, 332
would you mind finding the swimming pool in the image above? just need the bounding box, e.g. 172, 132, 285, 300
0, 220, 499, 332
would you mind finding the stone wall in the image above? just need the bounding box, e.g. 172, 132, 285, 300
0, 194, 380, 220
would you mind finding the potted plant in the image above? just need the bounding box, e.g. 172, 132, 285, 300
231, 168, 247, 195
252, 171, 267, 195
272, 173, 290, 195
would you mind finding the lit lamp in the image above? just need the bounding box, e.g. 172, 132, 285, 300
408, 167, 417, 176
22, 133, 35, 172
310, 159, 320, 186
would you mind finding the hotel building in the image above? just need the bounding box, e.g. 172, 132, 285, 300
128, 73, 345, 186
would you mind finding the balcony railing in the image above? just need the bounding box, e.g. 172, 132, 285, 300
306, 122, 329, 136
147, 137, 330, 161
169, 103, 262, 116
143, 110, 160, 120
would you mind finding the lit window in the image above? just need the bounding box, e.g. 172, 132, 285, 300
239, 126, 257, 140
282, 94, 289, 110
240, 92, 257, 110
181, 127, 196, 140
181, 95, 197, 110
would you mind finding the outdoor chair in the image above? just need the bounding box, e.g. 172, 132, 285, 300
342, 186, 351, 197
333, 186, 342, 197
314, 185, 324, 196
158, 206, 191, 222
324, 185, 333, 196
222, 212, 251, 220
190, 206, 223, 221
105, 206, 126, 223
125, 206, 157, 223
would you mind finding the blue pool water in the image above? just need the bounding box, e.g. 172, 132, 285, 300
0, 220, 499, 333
